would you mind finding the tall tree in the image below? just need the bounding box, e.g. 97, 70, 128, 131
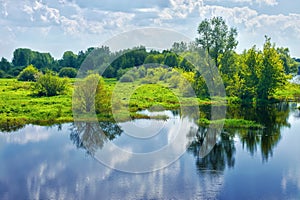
12, 48, 34, 67
257, 37, 287, 99
196, 17, 238, 68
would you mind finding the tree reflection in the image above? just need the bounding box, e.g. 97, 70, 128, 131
228, 101, 291, 162
188, 102, 292, 172
188, 127, 236, 171
70, 121, 122, 155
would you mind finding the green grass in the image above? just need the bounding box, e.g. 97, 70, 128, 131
198, 118, 264, 129
0, 79, 73, 126
273, 83, 300, 101
0, 77, 299, 130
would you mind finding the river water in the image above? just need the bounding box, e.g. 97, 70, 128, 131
0, 102, 300, 199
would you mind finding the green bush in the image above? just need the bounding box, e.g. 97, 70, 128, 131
59, 67, 77, 78
17, 65, 39, 81
34, 71, 68, 96
119, 74, 134, 82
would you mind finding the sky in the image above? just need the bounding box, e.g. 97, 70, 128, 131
0, 0, 300, 60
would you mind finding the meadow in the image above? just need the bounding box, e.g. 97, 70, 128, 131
1, 77, 300, 131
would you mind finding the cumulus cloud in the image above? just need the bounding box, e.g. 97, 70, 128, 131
0, 0, 299, 59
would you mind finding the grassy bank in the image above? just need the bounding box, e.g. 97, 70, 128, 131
0, 78, 299, 130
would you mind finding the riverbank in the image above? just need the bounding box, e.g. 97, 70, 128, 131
1, 78, 299, 130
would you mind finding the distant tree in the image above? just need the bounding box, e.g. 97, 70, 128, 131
59, 67, 78, 78
17, 64, 39, 81
59, 51, 78, 68
0, 57, 11, 72
163, 53, 179, 67
276, 47, 298, 74
32, 52, 55, 70
0, 70, 5, 78
12, 48, 34, 67
196, 17, 238, 68
171, 41, 188, 54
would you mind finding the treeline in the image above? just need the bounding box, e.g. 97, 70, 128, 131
0, 17, 299, 101
0, 45, 195, 79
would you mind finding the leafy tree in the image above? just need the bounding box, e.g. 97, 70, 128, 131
59, 51, 78, 68
256, 37, 287, 99
32, 52, 55, 70
196, 17, 238, 68
34, 71, 68, 96
73, 74, 109, 113
17, 64, 39, 81
163, 53, 179, 67
171, 41, 188, 54
0, 57, 11, 72
276, 47, 298, 74
59, 67, 78, 78
12, 48, 34, 67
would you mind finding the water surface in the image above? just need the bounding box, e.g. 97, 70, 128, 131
0, 102, 300, 199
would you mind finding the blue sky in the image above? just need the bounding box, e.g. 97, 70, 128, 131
0, 0, 300, 59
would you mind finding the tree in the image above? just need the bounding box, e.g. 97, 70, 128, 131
163, 53, 179, 67
12, 48, 34, 67
0, 57, 11, 72
73, 74, 110, 113
256, 37, 287, 99
59, 51, 78, 68
17, 64, 39, 81
59, 67, 78, 78
276, 47, 298, 74
171, 41, 188, 54
196, 17, 238, 68
34, 71, 68, 96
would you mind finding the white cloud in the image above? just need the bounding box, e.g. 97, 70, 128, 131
0, 0, 300, 59
205, 0, 278, 6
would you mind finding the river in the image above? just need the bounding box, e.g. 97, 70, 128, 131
0, 102, 299, 199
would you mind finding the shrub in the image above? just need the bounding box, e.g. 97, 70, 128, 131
59, 67, 77, 78
119, 74, 134, 82
34, 71, 68, 96
17, 65, 39, 81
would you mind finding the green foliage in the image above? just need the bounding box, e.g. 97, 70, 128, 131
12, 48, 55, 70
120, 74, 134, 82
0, 70, 5, 78
59, 51, 78, 68
17, 65, 39, 82
34, 71, 68, 96
0, 57, 11, 71
163, 53, 179, 67
257, 37, 287, 99
196, 16, 238, 67
73, 74, 110, 114
59, 67, 78, 78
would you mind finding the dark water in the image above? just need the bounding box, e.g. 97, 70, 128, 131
0, 102, 300, 199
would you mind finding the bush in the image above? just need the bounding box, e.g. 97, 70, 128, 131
119, 74, 134, 82
17, 65, 39, 81
34, 71, 68, 96
59, 67, 77, 78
